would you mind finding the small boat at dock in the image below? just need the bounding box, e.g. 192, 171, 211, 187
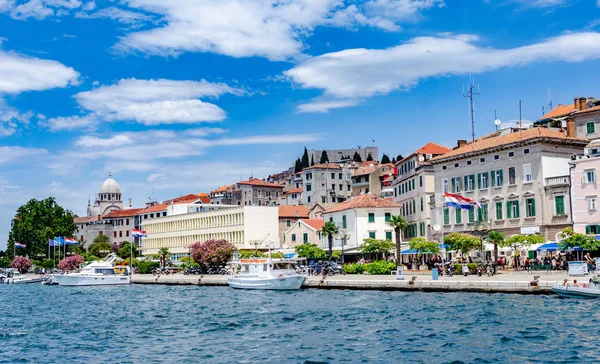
2, 269, 44, 284
227, 258, 305, 290
552, 276, 600, 298
53, 254, 130, 286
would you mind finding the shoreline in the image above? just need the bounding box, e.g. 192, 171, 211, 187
131, 271, 573, 294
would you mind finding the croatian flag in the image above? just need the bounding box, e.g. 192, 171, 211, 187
444, 192, 481, 210
64, 237, 78, 245
132, 229, 147, 238
15, 242, 26, 248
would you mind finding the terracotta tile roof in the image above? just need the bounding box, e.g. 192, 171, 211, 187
383, 175, 394, 183
166, 193, 203, 205
74, 215, 101, 224
237, 178, 284, 188
286, 187, 303, 194
575, 105, 600, 115
138, 203, 167, 214
353, 165, 378, 176
278, 205, 310, 218
105, 208, 142, 218
212, 184, 234, 194
539, 104, 576, 120
324, 194, 400, 214
415, 142, 451, 155
431, 127, 587, 162
197, 193, 210, 203
303, 219, 324, 231
303, 163, 342, 171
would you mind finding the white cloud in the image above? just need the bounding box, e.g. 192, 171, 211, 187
285, 32, 600, 110
0, 105, 32, 136
0, 146, 47, 163
297, 99, 361, 113
116, 0, 440, 60
74, 134, 132, 148
75, 6, 151, 25
507, 0, 568, 8
43, 114, 98, 131
183, 127, 228, 137
0, 46, 79, 94
72, 78, 244, 125
7, 0, 83, 19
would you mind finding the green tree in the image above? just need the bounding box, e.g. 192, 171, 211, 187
158, 247, 171, 260
387, 215, 407, 266
319, 150, 329, 164
396, 154, 403, 161
444, 232, 480, 259
7, 197, 77, 259
321, 221, 339, 260
366, 153, 374, 161
359, 238, 395, 260
294, 158, 302, 173
391, 157, 396, 163
0, 257, 11, 268
118, 242, 138, 260
500, 234, 546, 266
310, 155, 315, 166
301, 147, 310, 169
488, 231, 505, 263
89, 235, 112, 257
558, 228, 599, 252
381, 154, 391, 164
353, 151, 362, 162
409, 237, 440, 257
294, 243, 327, 259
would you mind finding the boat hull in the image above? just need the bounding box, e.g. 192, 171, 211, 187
54, 274, 130, 286
552, 285, 600, 298
4, 276, 44, 284
227, 275, 304, 290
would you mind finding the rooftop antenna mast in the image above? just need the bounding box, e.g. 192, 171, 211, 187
463, 76, 480, 141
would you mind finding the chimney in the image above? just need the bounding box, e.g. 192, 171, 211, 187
574, 97, 580, 110
566, 116, 576, 138
457, 140, 468, 148
579, 97, 587, 111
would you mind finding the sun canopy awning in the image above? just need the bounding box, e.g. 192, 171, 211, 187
537, 242, 559, 252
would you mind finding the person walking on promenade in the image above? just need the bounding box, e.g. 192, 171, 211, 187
552, 257, 557, 271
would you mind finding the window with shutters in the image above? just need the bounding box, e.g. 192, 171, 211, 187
468, 208, 474, 222
478, 203, 488, 222
455, 208, 462, 224
368, 213, 375, 223
495, 202, 503, 220
492, 169, 503, 187
523, 163, 532, 182
286, 219, 291, 227
342, 215, 347, 228
555, 195, 565, 215
292, 234, 296, 242
508, 167, 516, 185
386, 231, 392, 241
451, 177, 461, 192
465, 175, 475, 191
443, 208, 449, 224
585, 225, 599, 234
584, 169, 596, 184
588, 198, 597, 211
419, 175, 423, 187
420, 197, 424, 212
507, 200, 519, 219
303, 233, 308, 243
369, 231, 376, 239
442, 178, 449, 193
525, 198, 536, 217
587, 121, 596, 134
478, 172, 489, 189
384, 213, 391, 222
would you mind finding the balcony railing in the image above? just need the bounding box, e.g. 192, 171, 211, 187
545, 175, 569, 187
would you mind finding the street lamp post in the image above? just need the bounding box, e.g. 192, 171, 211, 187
471, 220, 491, 262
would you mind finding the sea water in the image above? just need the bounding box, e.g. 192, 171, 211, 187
0, 285, 597, 363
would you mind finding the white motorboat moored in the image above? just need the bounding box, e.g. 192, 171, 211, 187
53, 254, 130, 286
227, 258, 305, 290
552, 276, 600, 298
3, 269, 44, 284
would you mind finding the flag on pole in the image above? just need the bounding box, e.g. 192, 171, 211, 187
15, 242, 26, 248
54, 237, 64, 246
132, 229, 147, 237
444, 192, 481, 210
64, 237, 78, 245
49, 239, 58, 247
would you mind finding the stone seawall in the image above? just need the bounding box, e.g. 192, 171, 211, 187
132, 274, 557, 294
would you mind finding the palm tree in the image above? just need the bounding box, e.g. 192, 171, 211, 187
387, 215, 407, 267
488, 231, 505, 263
321, 222, 339, 260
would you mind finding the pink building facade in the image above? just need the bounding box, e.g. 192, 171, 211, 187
570, 150, 600, 235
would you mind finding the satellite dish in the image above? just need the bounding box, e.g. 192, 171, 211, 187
432, 224, 441, 232
418, 155, 425, 162
494, 119, 502, 126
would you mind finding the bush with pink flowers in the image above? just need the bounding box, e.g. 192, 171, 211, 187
58, 254, 84, 272
189, 239, 236, 268
11, 256, 32, 274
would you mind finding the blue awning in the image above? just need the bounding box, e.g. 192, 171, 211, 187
401, 249, 418, 255
284, 253, 296, 258
537, 242, 559, 252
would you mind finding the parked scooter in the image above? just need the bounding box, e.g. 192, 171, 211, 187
477, 264, 483, 277
462, 264, 469, 277
445, 262, 453, 277
486, 263, 493, 277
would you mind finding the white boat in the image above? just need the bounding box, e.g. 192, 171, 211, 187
3, 269, 44, 284
227, 258, 305, 290
552, 276, 600, 298
53, 254, 130, 286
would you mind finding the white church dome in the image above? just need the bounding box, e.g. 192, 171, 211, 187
99, 175, 121, 194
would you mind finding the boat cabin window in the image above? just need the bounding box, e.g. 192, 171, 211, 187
263, 264, 268, 272
273, 263, 294, 270
242, 265, 249, 273
94, 268, 116, 275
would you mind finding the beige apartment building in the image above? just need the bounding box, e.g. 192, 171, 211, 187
390, 142, 450, 240
351, 163, 395, 197
429, 127, 588, 242
301, 164, 353, 208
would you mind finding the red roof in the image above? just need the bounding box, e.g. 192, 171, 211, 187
286, 187, 303, 194
539, 103, 576, 120
197, 193, 210, 203
303, 163, 341, 171
575, 105, 600, 115
105, 208, 142, 218
303, 219, 324, 231
324, 194, 400, 213
237, 178, 284, 188
138, 204, 167, 214
431, 127, 587, 162
211, 184, 235, 194
165, 193, 202, 205
415, 142, 451, 155
74, 215, 101, 224
278, 205, 309, 218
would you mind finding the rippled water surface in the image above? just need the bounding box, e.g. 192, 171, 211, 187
1, 285, 598, 363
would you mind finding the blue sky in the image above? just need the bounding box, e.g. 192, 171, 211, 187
1, 0, 600, 249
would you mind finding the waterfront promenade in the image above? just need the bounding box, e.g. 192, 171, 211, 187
132, 270, 575, 294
